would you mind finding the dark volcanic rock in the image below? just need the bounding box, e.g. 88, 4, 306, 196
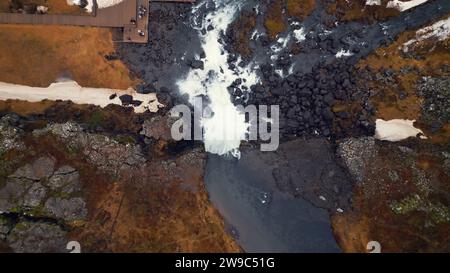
119, 94, 133, 105
190, 60, 205, 70
417, 75, 450, 132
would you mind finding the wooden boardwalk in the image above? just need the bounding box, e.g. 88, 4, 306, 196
0, 0, 195, 43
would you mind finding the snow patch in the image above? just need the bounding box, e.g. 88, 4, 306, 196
374, 119, 426, 141
293, 28, 306, 42
0, 81, 162, 113
67, 0, 123, 13
386, 0, 429, 12
335, 49, 353, 58
365, 0, 381, 6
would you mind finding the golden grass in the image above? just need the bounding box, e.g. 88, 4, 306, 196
0, 0, 87, 15
0, 24, 138, 89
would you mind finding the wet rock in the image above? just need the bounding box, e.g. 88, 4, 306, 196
156, 91, 173, 107
190, 60, 204, 70
245, 138, 353, 211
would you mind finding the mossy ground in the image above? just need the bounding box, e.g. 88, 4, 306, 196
333, 140, 450, 252
357, 15, 450, 143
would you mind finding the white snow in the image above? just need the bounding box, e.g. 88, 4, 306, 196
177, 0, 259, 157
293, 28, 306, 42
0, 80, 162, 113
66, 0, 123, 13
386, 0, 429, 12
402, 17, 450, 52
365, 0, 381, 6
335, 49, 353, 58
374, 119, 426, 141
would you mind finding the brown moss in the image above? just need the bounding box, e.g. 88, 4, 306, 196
0, 100, 56, 116
264, 0, 286, 40
332, 212, 371, 253
0, 100, 148, 135
229, 10, 257, 58
324, 0, 400, 23
286, 0, 316, 21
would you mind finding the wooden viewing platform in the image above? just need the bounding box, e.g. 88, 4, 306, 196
0, 0, 195, 43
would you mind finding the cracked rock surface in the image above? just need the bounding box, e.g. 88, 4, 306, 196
34, 122, 147, 173
6, 222, 67, 253
0, 156, 86, 222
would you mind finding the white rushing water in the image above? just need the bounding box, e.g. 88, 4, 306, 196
335, 49, 353, 58
177, 0, 259, 157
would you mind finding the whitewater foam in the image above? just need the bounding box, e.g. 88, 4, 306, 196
177, 0, 259, 157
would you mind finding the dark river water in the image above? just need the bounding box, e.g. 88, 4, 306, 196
206, 148, 341, 252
